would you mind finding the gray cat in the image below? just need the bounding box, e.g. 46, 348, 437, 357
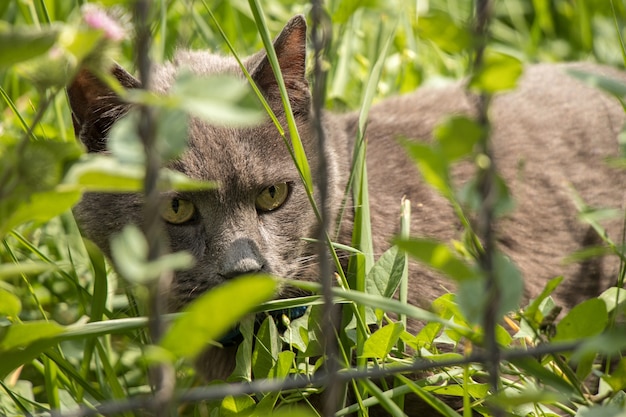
68, 14, 626, 390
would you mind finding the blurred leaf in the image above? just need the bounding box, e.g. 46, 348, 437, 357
362, 322, 404, 359
0, 289, 21, 318
571, 330, 626, 363
567, 68, 626, 98
489, 387, 565, 408
252, 316, 279, 379
110, 225, 195, 284
457, 252, 523, 325
553, 298, 608, 342
108, 107, 189, 164
65, 154, 216, 192
457, 174, 515, 218
268, 407, 320, 417
2, 190, 81, 235
417, 11, 473, 54
434, 116, 484, 162
394, 237, 479, 282
425, 383, 490, 398
598, 287, 626, 313
575, 405, 626, 417
0, 262, 55, 280
160, 275, 276, 359
402, 141, 451, 197
0, 139, 83, 234
171, 72, 263, 126
470, 51, 523, 93
333, 0, 381, 23
0, 22, 59, 68
0, 321, 65, 379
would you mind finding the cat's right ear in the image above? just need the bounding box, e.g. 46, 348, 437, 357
67, 64, 140, 152
248, 15, 310, 116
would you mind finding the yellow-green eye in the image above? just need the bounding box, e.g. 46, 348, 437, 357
255, 183, 289, 212
162, 198, 195, 224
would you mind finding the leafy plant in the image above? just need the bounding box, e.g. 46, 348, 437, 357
1, 0, 626, 416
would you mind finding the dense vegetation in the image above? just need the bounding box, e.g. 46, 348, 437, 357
1, 0, 625, 416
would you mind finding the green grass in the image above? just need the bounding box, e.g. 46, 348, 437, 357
1, 0, 626, 416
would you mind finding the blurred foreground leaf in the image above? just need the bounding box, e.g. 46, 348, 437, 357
160, 274, 277, 359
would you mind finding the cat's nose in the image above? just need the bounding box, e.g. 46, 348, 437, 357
219, 258, 265, 280
219, 238, 266, 280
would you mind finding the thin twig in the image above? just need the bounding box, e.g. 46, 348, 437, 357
310, 2, 341, 416
134, 0, 175, 414
471, 0, 502, 416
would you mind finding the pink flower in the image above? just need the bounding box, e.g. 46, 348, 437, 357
81, 4, 125, 42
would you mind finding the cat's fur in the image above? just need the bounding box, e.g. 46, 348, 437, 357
69, 14, 626, 392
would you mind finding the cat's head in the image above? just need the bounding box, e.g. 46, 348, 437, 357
68, 15, 344, 310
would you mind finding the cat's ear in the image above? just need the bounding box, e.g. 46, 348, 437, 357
249, 15, 309, 115
67, 64, 140, 152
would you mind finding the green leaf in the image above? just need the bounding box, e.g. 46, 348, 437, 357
220, 395, 256, 416
272, 350, 295, 379
366, 246, 406, 299
0, 22, 59, 68
396, 374, 462, 417
0, 289, 21, 318
509, 356, 576, 394
604, 358, 626, 391
394, 237, 479, 282
434, 116, 484, 162
362, 322, 404, 359
553, 298, 608, 342
417, 11, 473, 54
230, 316, 255, 382
160, 274, 276, 359
470, 51, 523, 93
252, 316, 279, 379
523, 276, 564, 324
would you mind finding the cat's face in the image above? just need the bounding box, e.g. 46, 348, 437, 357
68, 16, 331, 310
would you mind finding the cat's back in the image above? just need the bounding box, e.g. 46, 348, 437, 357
341, 62, 626, 309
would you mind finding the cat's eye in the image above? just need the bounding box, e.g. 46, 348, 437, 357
162, 197, 195, 224
255, 183, 289, 212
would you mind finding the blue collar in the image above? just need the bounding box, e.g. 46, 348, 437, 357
219, 306, 308, 346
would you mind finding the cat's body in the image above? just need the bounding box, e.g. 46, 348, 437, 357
69, 15, 626, 392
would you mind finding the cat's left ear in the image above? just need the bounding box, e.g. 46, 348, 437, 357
249, 15, 310, 115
